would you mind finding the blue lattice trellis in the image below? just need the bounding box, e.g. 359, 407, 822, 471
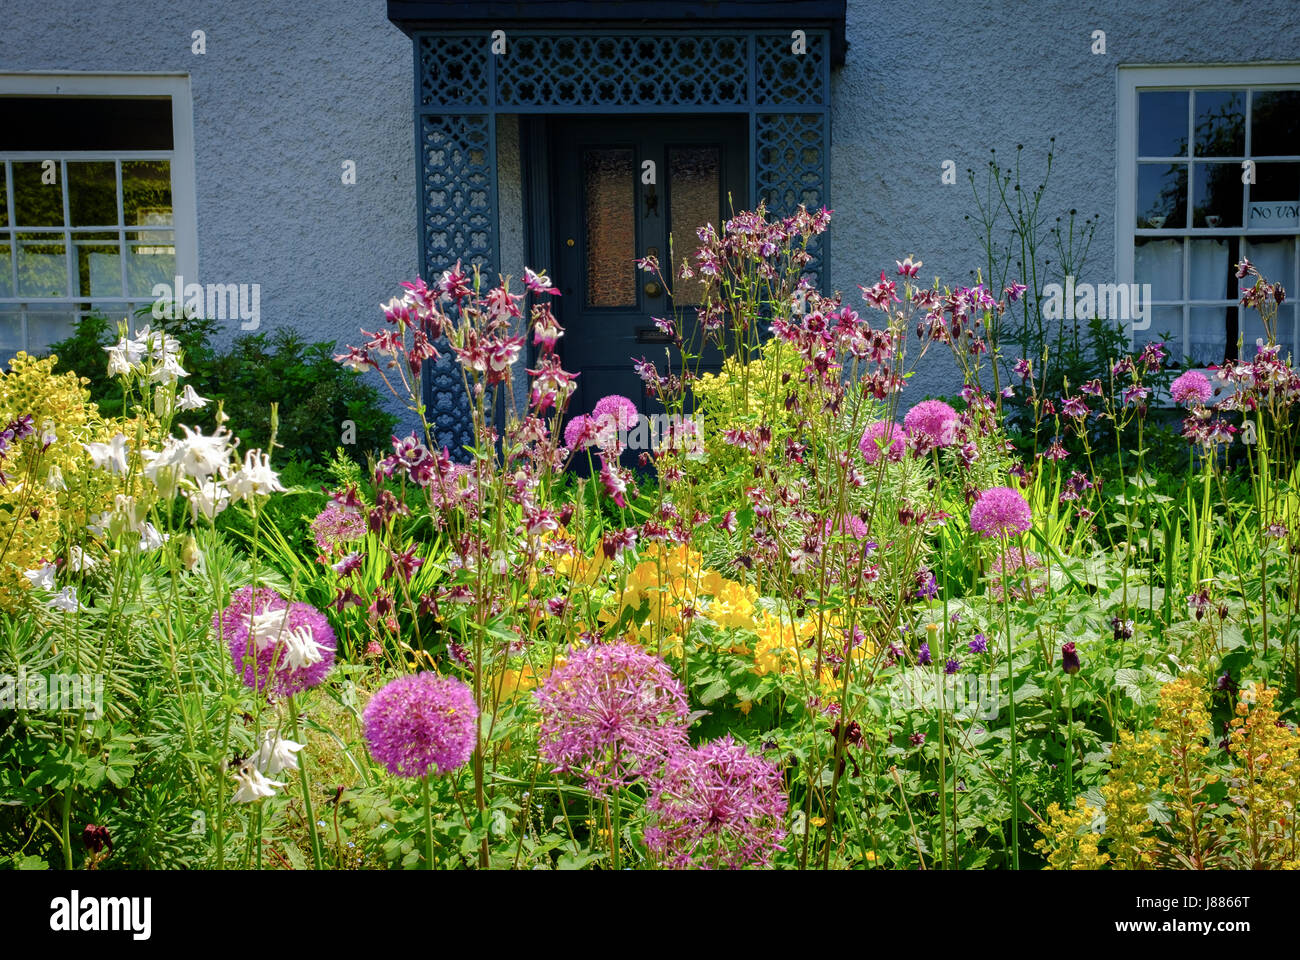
411, 28, 832, 454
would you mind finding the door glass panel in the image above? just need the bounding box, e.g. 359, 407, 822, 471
583, 148, 636, 307
668, 146, 720, 306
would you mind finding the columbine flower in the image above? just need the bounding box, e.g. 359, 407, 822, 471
217, 587, 336, 696
903, 400, 959, 448
46, 586, 79, 613
362, 673, 478, 778
231, 761, 284, 802
67, 547, 99, 574
535, 643, 689, 795
185, 480, 231, 521
1170, 369, 1212, 406
253, 732, 306, 776
644, 735, 787, 869
226, 449, 286, 502
1061, 642, 1081, 675
177, 384, 210, 410
174, 424, 235, 481
83, 433, 129, 474
138, 522, 168, 552
969, 486, 1032, 538
858, 420, 904, 464
23, 563, 56, 591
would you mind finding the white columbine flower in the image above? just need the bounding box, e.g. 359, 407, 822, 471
253, 732, 306, 776
104, 336, 146, 376
248, 604, 293, 652
138, 522, 168, 552
185, 481, 231, 521
230, 761, 284, 803
39, 420, 57, 447
67, 546, 100, 574
23, 563, 56, 591
226, 449, 286, 502
150, 353, 190, 384
281, 625, 326, 670
177, 384, 209, 411
46, 465, 66, 491
83, 433, 130, 474
46, 586, 79, 613
174, 424, 233, 481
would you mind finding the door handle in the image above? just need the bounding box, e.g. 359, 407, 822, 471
644, 280, 663, 297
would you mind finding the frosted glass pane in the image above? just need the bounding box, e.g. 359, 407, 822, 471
125, 230, 174, 297
668, 146, 719, 307
584, 149, 635, 307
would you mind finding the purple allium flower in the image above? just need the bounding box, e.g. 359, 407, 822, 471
988, 549, 1046, 600
1060, 642, 1081, 675
969, 486, 1032, 538
903, 400, 959, 447
310, 503, 367, 553
857, 420, 904, 464
918, 641, 932, 666
644, 735, 787, 869
1170, 369, 1213, 406
909, 732, 926, 747
563, 414, 596, 450
362, 672, 478, 777
534, 643, 689, 795
217, 587, 336, 697
945, 658, 961, 675
968, 633, 987, 654
592, 394, 639, 431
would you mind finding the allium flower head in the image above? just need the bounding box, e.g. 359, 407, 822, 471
362, 673, 478, 777
535, 643, 689, 794
1170, 369, 1213, 406
858, 420, 904, 464
903, 400, 959, 447
217, 587, 336, 696
311, 503, 368, 553
592, 394, 639, 432
563, 414, 596, 450
969, 486, 1032, 538
644, 735, 787, 869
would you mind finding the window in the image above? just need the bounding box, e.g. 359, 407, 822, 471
0, 74, 197, 357
1118, 65, 1300, 366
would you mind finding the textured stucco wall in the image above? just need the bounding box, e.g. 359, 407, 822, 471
0, 0, 419, 430
828, 0, 1300, 401
7, 0, 1298, 432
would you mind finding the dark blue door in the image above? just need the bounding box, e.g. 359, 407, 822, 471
551, 116, 748, 425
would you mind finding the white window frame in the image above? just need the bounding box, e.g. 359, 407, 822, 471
1117, 63, 1300, 364
0, 72, 198, 352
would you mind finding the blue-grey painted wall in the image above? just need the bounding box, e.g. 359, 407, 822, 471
4, 0, 1298, 432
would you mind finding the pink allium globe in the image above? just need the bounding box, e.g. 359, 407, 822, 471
591, 394, 639, 431
217, 586, 336, 696
310, 503, 367, 553
858, 420, 904, 464
969, 486, 1032, 538
1170, 370, 1213, 406
362, 672, 478, 778
988, 549, 1047, 600
535, 643, 689, 795
563, 414, 596, 450
644, 735, 787, 869
903, 400, 959, 447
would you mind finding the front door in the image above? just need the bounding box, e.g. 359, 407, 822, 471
551, 116, 747, 426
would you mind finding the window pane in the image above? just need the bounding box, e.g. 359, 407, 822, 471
1139, 91, 1188, 156
1194, 90, 1245, 156
668, 146, 720, 307
12, 161, 64, 226
583, 148, 635, 307
1189, 239, 1233, 299
1249, 163, 1300, 228
1251, 90, 1300, 157
0, 240, 10, 297
68, 161, 118, 227
125, 230, 174, 296
1189, 305, 1230, 365
16, 233, 65, 296
1134, 237, 1183, 300
0, 310, 21, 356
0, 164, 7, 228
1192, 163, 1242, 227
1240, 303, 1293, 360
123, 161, 172, 227
1242, 235, 1295, 288
1137, 163, 1187, 228
1137, 305, 1183, 352
0, 98, 173, 151
74, 233, 121, 298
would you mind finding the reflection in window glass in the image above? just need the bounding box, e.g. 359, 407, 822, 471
1194, 90, 1245, 156
69, 161, 119, 227
1192, 163, 1242, 227
1137, 163, 1187, 228
16, 234, 65, 297
123, 160, 172, 227
1139, 91, 1188, 156
12, 161, 64, 226
1252, 91, 1300, 157
125, 231, 174, 297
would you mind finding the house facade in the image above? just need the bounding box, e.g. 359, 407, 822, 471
1, 1, 1298, 446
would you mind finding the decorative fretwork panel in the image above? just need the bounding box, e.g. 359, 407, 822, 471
756, 33, 827, 105
756, 113, 827, 281
496, 35, 749, 108
418, 34, 491, 107
421, 114, 495, 273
